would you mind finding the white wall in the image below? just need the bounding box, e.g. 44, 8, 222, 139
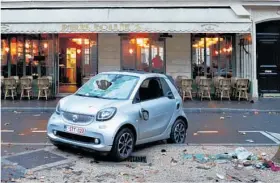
166, 34, 191, 79
98, 34, 121, 72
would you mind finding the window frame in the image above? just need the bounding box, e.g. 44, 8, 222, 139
133, 77, 165, 104
120, 34, 166, 74
160, 77, 175, 99
191, 33, 236, 79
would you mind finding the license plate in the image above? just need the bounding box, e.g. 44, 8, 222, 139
65, 125, 85, 135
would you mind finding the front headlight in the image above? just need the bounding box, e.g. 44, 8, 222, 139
96, 107, 117, 121
56, 102, 61, 115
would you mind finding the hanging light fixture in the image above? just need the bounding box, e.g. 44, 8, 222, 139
43, 43, 48, 49
77, 49, 81, 54
5, 47, 9, 52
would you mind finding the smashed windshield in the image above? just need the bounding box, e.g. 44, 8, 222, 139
75, 74, 139, 100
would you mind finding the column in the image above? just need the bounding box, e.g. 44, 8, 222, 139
251, 22, 258, 98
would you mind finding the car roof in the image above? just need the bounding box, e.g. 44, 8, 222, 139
100, 70, 168, 79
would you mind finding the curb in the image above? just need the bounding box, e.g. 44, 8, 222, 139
1, 107, 280, 113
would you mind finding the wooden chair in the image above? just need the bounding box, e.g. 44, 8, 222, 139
235, 79, 249, 101
175, 76, 187, 96
181, 79, 193, 101
198, 78, 212, 101
4, 78, 17, 100
195, 76, 206, 98
213, 76, 224, 98
1, 76, 4, 97
219, 78, 231, 101
20, 77, 33, 100
37, 77, 50, 100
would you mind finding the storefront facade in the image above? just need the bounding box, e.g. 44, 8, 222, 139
1, 0, 279, 98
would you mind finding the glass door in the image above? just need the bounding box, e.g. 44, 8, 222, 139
58, 33, 98, 94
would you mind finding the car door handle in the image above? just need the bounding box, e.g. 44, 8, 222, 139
139, 108, 149, 121
176, 102, 180, 109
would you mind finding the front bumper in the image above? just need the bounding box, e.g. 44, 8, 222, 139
47, 113, 116, 152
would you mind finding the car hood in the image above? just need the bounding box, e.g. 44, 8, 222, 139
59, 95, 122, 115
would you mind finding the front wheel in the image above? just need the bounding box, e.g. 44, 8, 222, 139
109, 128, 135, 162
168, 119, 187, 143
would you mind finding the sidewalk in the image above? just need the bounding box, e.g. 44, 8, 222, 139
2, 145, 280, 182
1, 97, 280, 113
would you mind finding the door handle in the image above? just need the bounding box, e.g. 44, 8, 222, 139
140, 108, 149, 121
176, 102, 180, 109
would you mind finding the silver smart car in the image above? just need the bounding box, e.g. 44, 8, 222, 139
47, 71, 188, 161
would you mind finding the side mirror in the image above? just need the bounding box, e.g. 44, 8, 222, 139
167, 91, 174, 99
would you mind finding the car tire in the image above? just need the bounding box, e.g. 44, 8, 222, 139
168, 119, 187, 144
109, 128, 135, 162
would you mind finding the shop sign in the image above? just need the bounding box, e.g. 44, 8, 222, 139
1, 24, 10, 32
61, 23, 142, 32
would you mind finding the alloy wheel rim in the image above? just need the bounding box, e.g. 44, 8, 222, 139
174, 123, 186, 143
118, 132, 133, 158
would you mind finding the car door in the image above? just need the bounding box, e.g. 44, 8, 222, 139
137, 77, 176, 140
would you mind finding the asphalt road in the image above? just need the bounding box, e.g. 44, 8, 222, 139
1, 111, 280, 156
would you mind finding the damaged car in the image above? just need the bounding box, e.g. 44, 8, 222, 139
47, 71, 188, 161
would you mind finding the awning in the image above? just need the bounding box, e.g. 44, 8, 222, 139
1, 7, 252, 33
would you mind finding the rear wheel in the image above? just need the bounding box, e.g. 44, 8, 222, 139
168, 119, 187, 143
109, 128, 135, 162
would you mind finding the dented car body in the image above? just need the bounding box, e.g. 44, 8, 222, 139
47, 71, 188, 161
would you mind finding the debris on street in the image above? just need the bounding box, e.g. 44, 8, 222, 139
161, 149, 167, 156
246, 139, 254, 143
216, 173, 225, 180
170, 158, 178, 166
183, 146, 280, 173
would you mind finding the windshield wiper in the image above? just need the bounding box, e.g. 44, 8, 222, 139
75, 93, 86, 97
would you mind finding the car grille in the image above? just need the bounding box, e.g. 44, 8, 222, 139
62, 111, 94, 124
56, 131, 96, 143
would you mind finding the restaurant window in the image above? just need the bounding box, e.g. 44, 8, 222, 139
0, 34, 56, 79
121, 34, 165, 73
191, 34, 235, 79
1, 36, 9, 77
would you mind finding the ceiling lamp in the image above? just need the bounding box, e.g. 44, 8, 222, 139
5, 47, 9, 52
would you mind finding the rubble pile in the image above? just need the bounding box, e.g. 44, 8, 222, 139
183, 147, 280, 172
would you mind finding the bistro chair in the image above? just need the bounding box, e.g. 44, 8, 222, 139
195, 76, 207, 98
1, 76, 4, 97
213, 76, 224, 98
235, 79, 250, 101
4, 78, 17, 100
198, 78, 212, 101
20, 77, 33, 100
175, 76, 188, 96
219, 78, 231, 101
181, 79, 193, 101
37, 77, 50, 100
